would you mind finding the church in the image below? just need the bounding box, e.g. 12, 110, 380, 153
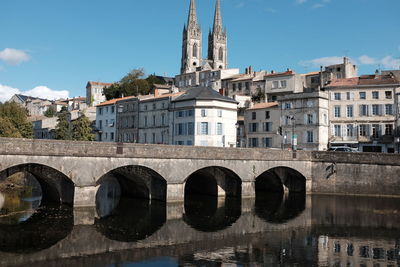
175, 0, 239, 91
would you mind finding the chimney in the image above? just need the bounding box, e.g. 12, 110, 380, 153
249, 66, 253, 74
319, 66, 323, 90
245, 68, 248, 75
154, 88, 159, 97
344, 57, 349, 65
271, 70, 275, 74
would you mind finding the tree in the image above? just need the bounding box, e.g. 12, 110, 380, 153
251, 87, 266, 103
0, 102, 33, 138
103, 68, 151, 100
44, 106, 57, 117
72, 114, 94, 141
146, 74, 166, 90
55, 110, 72, 140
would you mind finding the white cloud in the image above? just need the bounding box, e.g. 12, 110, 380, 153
0, 84, 69, 103
358, 55, 400, 69
0, 48, 30, 65
300, 56, 344, 67
0, 84, 21, 103
358, 55, 377, 65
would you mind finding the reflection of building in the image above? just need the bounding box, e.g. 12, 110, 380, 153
318, 235, 399, 267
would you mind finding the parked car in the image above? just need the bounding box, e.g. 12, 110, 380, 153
328, 146, 358, 152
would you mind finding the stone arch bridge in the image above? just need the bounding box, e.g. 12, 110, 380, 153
0, 138, 399, 208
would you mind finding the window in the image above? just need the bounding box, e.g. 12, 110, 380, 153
334, 125, 341, 137
359, 125, 368, 136
152, 115, 156, 126
187, 109, 194, 117
110, 132, 114, 141
217, 110, 222, 117
385, 91, 392, 99
272, 81, 279, 89
193, 43, 198, 58
280, 80, 287, 88
263, 138, 272, 147
188, 122, 194, 135
99, 108, 103, 115
200, 122, 208, 135
252, 112, 256, 120
99, 120, 102, 129
232, 84, 236, 91
144, 116, 148, 127
176, 141, 184, 145
218, 47, 223, 61
238, 83, 242, 90
217, 123, 223, 135
359, 246, 370, 258
347, 105, 353, 118
176, 111, 185, 118
347, 124, 354, 137
307, 114, 314, 124
346, 92, 351, 100
187, 140, 193, 146
360, 105, 369, 116
249, 138, 258, 148
201, 109, 207, 117
334, 93, 341, 100
372, 124, 380, 138
372, 91, 379, 99
385, 124, 393, 135
245, 82, 250, 91
144, 133, 147, 143
161, 113, 166, 125
144, 105, 148, 111
152, 133, 156, 144
347, 244, 354, 257
249, 123, 258, 133
307, 131, 314, 143
334, 106, 341, 118
176, 123, 186, 135
359, 92, 366, 99
263, 122, 272, 132
372, 104, 379, 116
111, 106, 115, 113
265, 111, 270, 119
284, 102, 292, 109
152, 103, 156, 110
385, 104, 393, 115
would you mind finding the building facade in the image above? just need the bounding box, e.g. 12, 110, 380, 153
171, 87, 237, 147
278, 91, 330, 151
86, 81, 112, 107
244, 102, 281, 148
326, 74, 400, 152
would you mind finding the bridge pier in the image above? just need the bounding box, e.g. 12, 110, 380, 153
166, 183, 185, 202
74, 186, 98, 207
242, 181, 255, 198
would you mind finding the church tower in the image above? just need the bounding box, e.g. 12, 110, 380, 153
208, 0, 227, 70
181, 0, 202, 74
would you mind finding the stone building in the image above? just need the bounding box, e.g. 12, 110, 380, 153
264, 69, 305, 102
170, 87, 238, 147
244, 102, 281, 148
86, 81, 112, 107
278, 91, 330, 151
138, 92, 184, 144
31, 116, 58, 139
222, 68, 266, 99
325, 73, 400, 152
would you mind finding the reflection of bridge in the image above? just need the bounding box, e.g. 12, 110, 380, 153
0, 138, 399, 210
0, 195, 399, 267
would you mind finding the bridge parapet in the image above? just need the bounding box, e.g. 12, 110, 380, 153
0, 138, 312, 161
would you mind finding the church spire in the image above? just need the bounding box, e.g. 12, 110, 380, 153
187, 0, 198, 28
212, 0, 223, 33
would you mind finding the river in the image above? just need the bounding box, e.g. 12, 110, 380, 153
0, 191, 399, 267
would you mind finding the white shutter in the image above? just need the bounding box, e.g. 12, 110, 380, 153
197, 122, 201, 135
331, 92, 335, 100
208, 122, 212, 135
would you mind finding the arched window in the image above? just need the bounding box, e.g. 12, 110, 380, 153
218, 47, 223, 61
193, 43, 198, 58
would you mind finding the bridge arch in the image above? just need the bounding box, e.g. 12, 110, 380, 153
0, 163, 75, 205
184, 166, 242, 198
255, 166, 306, 194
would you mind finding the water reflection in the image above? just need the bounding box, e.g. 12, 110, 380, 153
0, 203, 73, 253
183, 195, 241, 232
95, 198, 166, 242
255, 192, 306, 223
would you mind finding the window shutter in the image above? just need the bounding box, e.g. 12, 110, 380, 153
331, 92, 335, 100
205, 109, 208, 117
221, 123, 224, 135
208, 122, 212, 135
197, 122, 201, 135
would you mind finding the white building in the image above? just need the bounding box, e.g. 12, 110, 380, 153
86, 81, 112, 107
278, 91, 330, 151
96, 97, 134, 142
325, 73, 399, 153
170, 87, 237, 147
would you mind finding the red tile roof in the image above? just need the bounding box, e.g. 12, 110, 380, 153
327, 77, 359, 87
95, 96, 136, 107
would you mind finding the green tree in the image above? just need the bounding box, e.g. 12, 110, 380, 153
0, 102, 33, 138
251, 87, 266, 103
55, 110, 72, 140
104, 68, 151, 100
0, 117, 22, 138
44, 106, 57, 117
146, 74, 166, 90
72, 114, 94, 141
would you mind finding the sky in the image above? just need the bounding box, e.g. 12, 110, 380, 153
1, 0, 399, 102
